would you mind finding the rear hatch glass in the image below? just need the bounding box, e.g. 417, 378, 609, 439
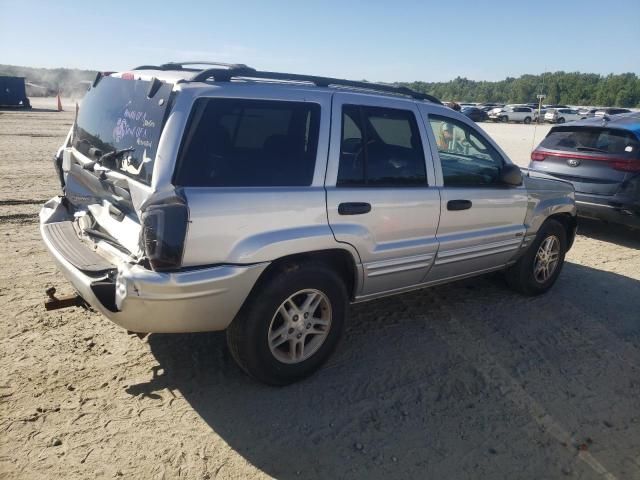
73, 75, 173, 185
536, 126, 640, 195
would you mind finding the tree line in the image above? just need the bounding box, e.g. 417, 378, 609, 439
2, 64, 639, 107
401, 72, 640, 107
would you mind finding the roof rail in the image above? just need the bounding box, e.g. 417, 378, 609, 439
190, 67, 441, 104
133, 61, 253, 71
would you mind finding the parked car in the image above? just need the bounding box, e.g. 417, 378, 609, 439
40, 62, 577, 385
544, 108, 583, 123
489, 106, 535, 123
578, 108, 600, 118
530, 112, 639, 229
461, 106, 488, 122
544, 104, 569, 109
478, 103, 503, 110
595, 107, 632, 117
443, 101, 462, 111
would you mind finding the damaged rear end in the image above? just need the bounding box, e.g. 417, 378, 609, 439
40, 72, 264, 333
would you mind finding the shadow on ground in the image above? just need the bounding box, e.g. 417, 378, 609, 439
129, 263, 640, 479
577, 217, 640, 249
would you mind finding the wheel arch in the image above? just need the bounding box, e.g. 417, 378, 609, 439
547, 212, 577, 250
247, 248, 362, 302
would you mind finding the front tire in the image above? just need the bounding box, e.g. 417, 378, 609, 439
524, 116, 532, 124
501, 115, 509, 123
226, 262, 347, 385
505, 219, 567, 296
557, 117, 566, 124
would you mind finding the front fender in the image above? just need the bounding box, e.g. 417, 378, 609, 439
525, 193, 576, 235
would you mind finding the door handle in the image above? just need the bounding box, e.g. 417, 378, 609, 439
447, 199, 472, 211
338, 202, 371, 215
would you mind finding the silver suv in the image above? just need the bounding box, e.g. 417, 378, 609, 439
40, 62, 577, 385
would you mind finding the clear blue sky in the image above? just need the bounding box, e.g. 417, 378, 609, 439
1, 0, 638, 82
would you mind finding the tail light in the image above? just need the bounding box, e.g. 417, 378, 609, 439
140, 194, 189, 271
531, 151, 546, 161
610, 160, 640, 172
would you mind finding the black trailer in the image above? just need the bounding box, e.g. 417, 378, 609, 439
0, 76, 31, 108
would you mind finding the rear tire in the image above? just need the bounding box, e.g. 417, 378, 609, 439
226, 262, 347, 385
505, 219, 567, 296
524, 116, 532, 124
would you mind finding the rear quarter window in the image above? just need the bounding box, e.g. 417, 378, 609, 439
175, 98, 321, 187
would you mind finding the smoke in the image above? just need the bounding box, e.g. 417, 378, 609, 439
0, 64, 97, 98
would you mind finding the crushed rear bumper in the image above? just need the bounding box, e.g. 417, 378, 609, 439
39, 196, 268, 333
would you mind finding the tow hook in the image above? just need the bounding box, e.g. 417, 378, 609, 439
44, 287, 87, 311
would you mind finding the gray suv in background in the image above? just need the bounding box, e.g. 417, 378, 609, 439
530, 113, 640, 229
40, 62, 577, 385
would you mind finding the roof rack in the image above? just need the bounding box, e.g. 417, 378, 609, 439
131, 62, 441, 104
189, 67, 441, 103
133, 61, 252, 71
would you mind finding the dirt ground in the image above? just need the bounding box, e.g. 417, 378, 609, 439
1, 99, 639, 480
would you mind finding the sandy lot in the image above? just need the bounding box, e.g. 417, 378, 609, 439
1, 99, 639, 480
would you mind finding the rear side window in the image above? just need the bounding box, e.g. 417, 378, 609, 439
540, 127, 640, 157
337, 105, 427, 187
175, 98, 320, 187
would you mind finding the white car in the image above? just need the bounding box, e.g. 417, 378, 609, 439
489, 106, 535, 123
544, 108, 583, 124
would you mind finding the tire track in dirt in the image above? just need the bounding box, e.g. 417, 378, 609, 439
0, 199, 48, 206
0, 213, 39, 224
423, 289, 627, 480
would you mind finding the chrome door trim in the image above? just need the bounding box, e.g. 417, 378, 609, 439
353, 264, 509, 303
434, 237, 523, 265
365, 253, 435, 278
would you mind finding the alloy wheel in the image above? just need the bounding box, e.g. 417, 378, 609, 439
533, 235, 560, 283
267, 289, 332, 364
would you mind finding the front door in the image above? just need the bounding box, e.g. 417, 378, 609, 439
421, 111, 528, 282
325, 93, 441, 298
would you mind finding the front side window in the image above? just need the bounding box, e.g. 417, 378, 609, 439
428, 115, 505, 186
175, 98, 320, 187
337, 105, 427, 187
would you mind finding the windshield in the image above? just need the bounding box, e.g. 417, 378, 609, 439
72, 76, 173, 185
541, 127, 640, 157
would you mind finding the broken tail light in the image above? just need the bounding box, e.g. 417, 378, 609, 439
140, 193, 189, 271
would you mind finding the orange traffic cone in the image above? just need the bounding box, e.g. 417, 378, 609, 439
57, 93, 63, 112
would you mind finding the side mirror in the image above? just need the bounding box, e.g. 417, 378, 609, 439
500, 164, 523, 186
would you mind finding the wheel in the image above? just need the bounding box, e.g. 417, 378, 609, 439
226, 262, 347, 385
557, 117, 566, 124
524, 116, 532, 124
505, 219, 567, 296
501, 115, 509, 123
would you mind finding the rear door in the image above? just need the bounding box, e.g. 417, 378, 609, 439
419, 106, 528, 281
532, 126, 640, 195
325, 93, 441, 297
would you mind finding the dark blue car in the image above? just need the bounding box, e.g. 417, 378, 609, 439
529, 112, 640, 229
